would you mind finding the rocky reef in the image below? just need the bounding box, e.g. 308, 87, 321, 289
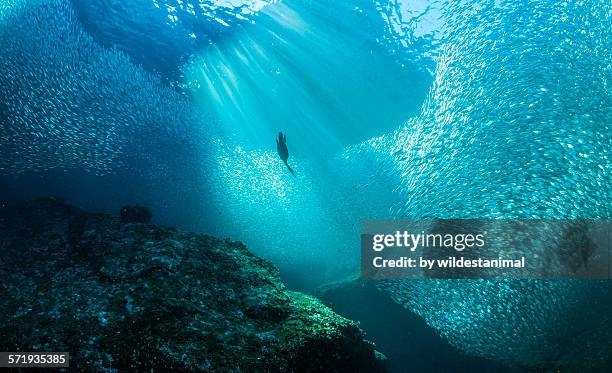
0, 198, 385, 372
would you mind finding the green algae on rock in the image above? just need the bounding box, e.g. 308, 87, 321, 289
0, 198, 386, 372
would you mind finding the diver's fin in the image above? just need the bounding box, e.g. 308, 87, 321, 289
284, 161, 295, 176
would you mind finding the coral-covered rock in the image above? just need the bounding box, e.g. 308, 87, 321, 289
0, 198, 385, 372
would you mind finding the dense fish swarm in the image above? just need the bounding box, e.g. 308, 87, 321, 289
0, 0, 204, 176
335, 0, 611, 368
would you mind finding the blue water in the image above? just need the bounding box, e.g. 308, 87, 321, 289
1, 0, 610, 370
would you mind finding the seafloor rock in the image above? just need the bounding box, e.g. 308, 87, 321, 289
119, 205, 153, 224
0, 198, 385, 372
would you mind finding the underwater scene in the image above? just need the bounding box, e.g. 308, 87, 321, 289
0, 0, 610, 371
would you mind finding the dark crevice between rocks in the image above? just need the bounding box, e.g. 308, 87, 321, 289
316, 277, 518, 373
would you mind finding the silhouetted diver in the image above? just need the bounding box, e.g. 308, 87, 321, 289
276, 132, 295, 176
